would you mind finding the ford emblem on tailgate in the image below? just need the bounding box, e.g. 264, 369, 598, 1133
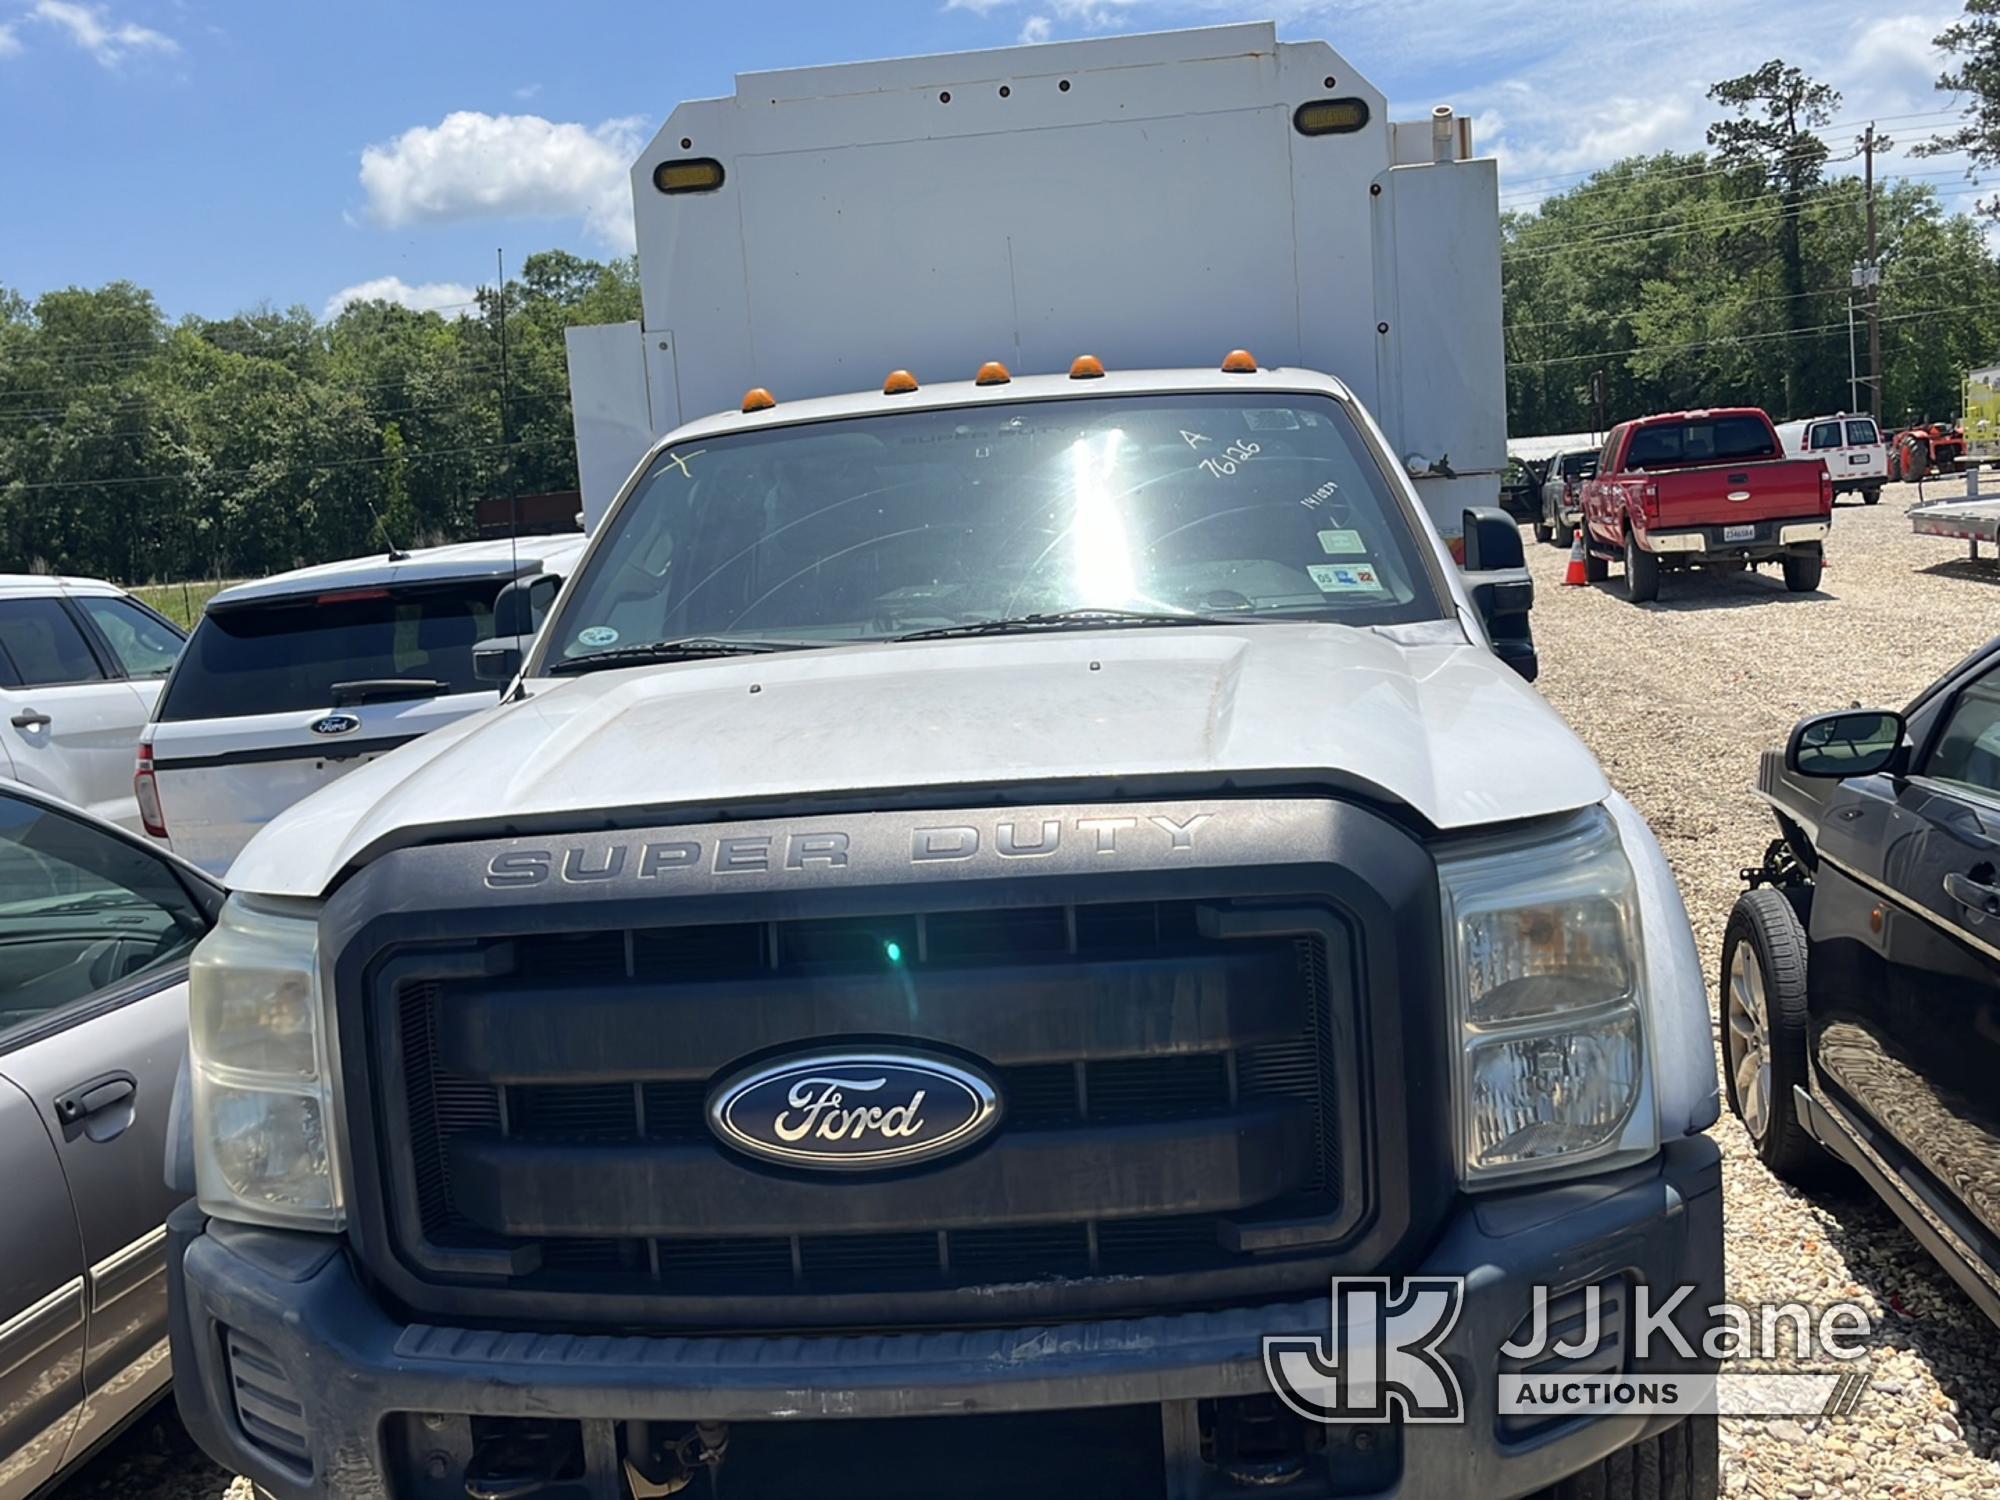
708, 1049, 1002, 1170
309, 713, 361, 736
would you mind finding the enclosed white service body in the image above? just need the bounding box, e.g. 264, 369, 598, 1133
566, 23, 1504, 546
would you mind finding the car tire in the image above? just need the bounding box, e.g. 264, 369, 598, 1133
1584, 540, 1610, 582
1721, 889, 1821, 1181
1625, 530, 1660, 603
1782, 546, 1823, 593
1861, 485, 1882, 505
1530, 1415, 1718, 1500
1533, 502, 1555, 546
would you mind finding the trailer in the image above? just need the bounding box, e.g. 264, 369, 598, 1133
1911, 492, 2000, 559
564, 23, 1505, 549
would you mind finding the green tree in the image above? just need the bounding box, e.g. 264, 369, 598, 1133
1707, 61, 1842, 414
1919, 1, 2000, 216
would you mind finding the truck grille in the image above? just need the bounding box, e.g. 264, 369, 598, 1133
374, 898, 1354, 1314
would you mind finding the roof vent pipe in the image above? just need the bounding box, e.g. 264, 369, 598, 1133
1431, 106, 1455, 164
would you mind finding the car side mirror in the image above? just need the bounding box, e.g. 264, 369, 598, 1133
473, 634, 530, 683
1786, 709, 1908, 779
1460, 505, 1537, 683
492, 573, 561, 637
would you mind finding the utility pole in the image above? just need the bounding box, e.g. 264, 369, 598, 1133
1863, 123, 1882, 422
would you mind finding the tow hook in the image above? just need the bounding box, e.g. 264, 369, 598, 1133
623, 1421, 729, 1497
462, 1423, 580, 1500
1210, 1395, 1312, 1488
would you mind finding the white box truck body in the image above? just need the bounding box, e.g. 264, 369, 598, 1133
567, 22, 1504, 550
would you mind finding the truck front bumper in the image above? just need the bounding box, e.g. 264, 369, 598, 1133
170, 1136, 1721, 1499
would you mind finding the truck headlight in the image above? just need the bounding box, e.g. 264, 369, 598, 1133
188, 897, 343, 1228
1440, 809, 1655, 1186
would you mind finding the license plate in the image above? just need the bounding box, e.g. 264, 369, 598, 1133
1723, 523, 1756, 542
1848, 453, 1868, 464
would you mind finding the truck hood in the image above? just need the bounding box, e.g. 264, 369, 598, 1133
226, 624, 1610, 898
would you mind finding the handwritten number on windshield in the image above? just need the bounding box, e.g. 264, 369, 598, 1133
1199, 440, 1260, 478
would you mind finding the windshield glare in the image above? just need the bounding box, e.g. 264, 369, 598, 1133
543, 393, 1442, 666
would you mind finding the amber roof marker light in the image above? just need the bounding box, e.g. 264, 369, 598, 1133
1220, 349, 1258, 373
975, 361, 1012, 386
883, 370, 920, 394
741, 388, 776, 412
654, 158, 726, 194
1069, 355, 1106, 379
1292, 98, 1371, 137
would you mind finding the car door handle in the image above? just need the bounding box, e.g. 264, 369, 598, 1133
9, 709, 51, 729
1943, 871, 2000, 918
53, 1071, 135, 1125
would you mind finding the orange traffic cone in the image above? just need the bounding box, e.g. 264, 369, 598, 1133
1564, 528, 1589, 587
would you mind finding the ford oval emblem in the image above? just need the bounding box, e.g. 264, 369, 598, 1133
707, 1049, 1002, 1171
309, 713, 361, 736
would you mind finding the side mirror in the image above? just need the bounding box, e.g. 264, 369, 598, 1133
492, 573, 561, 637
1460, 505, 1537, 683
473, 634, 530, 684
1786, 710, 1907, 779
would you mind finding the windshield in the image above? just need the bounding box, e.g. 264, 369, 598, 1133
1624, 415, 1778, 468
157, 579, 503, 720
541, 392, 1444, 668
1559, 450, 1598, 480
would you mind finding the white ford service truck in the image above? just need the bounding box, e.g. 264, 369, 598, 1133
168, 26, 1723, 1500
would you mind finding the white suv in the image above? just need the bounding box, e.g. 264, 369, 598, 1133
0, 574, 186, 831
139, 535, 585, 874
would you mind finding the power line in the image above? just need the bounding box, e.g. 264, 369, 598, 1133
1505, 298, 2000, 372
1503, 265, 1999, 334
5, 435, 564, 494
1494, 109, 1973, 200
1502, 166, 1988, 262
1502, 153, 1977, 244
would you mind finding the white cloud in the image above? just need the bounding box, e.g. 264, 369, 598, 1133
943, 0, 1979, 212
30, 1, 178, 66
0, 24, 20, 57
322, 276, 479, 323
1019, 14, 1051, 43
357, 110, 646, 252
514, 81, 542, 100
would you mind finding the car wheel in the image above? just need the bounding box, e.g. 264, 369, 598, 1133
1529, 1415, 1718, 1500
1583, 539, 1610, 582
1624, 530, 1660, 603
1861, 485, 1882, 505
1782, 545, 1823, 593
1533, 502, 1554, 546
1721, 889, 1821, 1180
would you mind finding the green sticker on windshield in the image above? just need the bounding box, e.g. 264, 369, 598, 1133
1317, 529, 1365, 556
1309, 563, 1386, 595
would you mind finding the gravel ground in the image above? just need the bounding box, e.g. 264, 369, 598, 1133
50, 480, 2000, 1499
1526, 481, 2000, 1499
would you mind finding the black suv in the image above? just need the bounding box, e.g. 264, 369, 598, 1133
1726, 635, 2000, 1325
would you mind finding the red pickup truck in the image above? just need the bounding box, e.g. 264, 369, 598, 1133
1580, 407, 1833, 602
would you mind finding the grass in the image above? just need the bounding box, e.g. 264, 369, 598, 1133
132, 579, 235, 631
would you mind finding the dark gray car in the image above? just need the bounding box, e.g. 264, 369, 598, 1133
0, 781, 220, 1498
1726, 635, 2000, 1326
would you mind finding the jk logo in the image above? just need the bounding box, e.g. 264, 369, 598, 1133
1262, 1277, 1467, 1424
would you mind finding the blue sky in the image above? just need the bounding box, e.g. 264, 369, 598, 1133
0, 1, 1981, 322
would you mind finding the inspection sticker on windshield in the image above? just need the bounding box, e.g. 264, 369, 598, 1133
1244, 408, 1301, 430
577, 626, 619, 648
1317, 529, 1366, 556
1309, 563, 1385, 595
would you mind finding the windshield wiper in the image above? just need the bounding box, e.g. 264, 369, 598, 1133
893, 608, 1248, 642
546, 637, 819, 675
